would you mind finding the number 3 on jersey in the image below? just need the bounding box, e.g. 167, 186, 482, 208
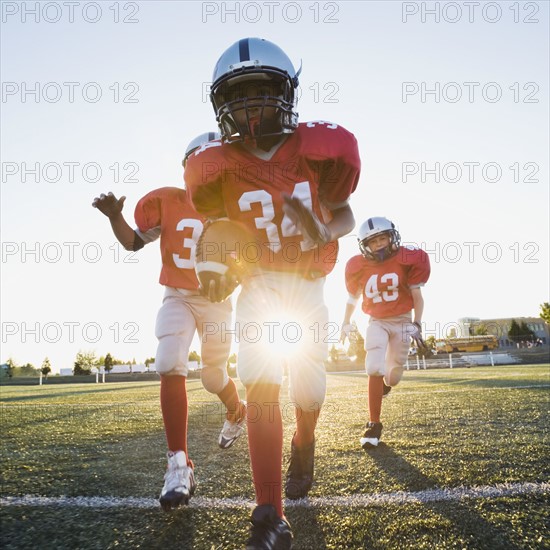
365, 273, 399, 303
172, 218, 204, 269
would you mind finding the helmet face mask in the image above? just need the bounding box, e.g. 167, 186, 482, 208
210, 38, 300, 142
357, 217, 401, 262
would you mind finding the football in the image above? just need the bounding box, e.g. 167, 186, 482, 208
195, 219, 255, 301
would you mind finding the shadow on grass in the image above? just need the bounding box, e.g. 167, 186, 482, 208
364, 443, 524, 550
286, 502, 328, 549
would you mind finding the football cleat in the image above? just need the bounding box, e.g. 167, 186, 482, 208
284, 438, 315, 500
159, 450, 196, 511
218, 401, 247, 449
383, 382, 392, 398
360, 422, 383, 449
245, 504, 293, 550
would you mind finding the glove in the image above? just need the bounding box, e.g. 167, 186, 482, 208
340, 323, 354, 344
409, 322, 427, 351
282, 194, 331, 246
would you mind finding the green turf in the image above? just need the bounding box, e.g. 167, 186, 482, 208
1, 365, 549, 549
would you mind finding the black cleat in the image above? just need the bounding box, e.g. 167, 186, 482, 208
360, 422, 383, 449
383, 382, 392, 398
245, 505, 293, 550
284, 438, 315, 500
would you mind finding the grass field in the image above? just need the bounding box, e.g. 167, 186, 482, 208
1, 365, 548, 549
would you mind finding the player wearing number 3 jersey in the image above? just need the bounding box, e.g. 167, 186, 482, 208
92, 133, 246, 512
185, 38, 360, 549
341, 217, 430, 450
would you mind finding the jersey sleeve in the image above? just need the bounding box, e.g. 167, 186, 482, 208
344, 255, 365, 296
403, 248, 431, 288
316, 125, 361, 209
134, 190, 162, 233
184, 144, 227, 219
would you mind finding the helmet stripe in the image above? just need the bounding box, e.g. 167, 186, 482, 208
367, 218, 374, 230
238, 38, 250, 62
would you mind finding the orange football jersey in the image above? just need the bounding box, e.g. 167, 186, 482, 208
134, 187, 204, 290
185, 122, 361, 277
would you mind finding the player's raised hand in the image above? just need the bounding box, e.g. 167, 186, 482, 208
92, 192, 126, 219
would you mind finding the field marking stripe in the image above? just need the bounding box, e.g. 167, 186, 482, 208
1, 482, 548, 509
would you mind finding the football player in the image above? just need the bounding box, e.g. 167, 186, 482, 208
185, 38, 360, 549
92, 132, 246, 512
340, 217, 431, 449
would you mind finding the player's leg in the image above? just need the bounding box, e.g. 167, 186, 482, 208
155, 288, 196, 510
385, 314, 412, 387
362, 319, 389, 448
285, 276, 327, 499
194, 295, 246, 449
237, 274, 286, 518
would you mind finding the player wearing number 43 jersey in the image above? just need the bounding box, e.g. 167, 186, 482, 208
340, 217, 430, 450
92, 132, 246, 512
186, 37, 360, 550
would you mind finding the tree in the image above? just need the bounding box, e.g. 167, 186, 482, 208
475, 324, 489, 336
425, 335, 436, 352
540, 302, 550, 324
73, 351, 96, 375
348, 325, 366, 363
144, 357, 155, 372
519, 321, 535, 342
41, 357, 52, 377
104, 353, 114, 373
508, 319, 522, 343
188, 350, 201, 363
13, 363, 38, 377
5, 358, 17, 378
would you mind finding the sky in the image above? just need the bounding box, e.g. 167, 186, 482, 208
1, 1, 549, 372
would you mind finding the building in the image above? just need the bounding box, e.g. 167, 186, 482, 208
458, 317, 549, 347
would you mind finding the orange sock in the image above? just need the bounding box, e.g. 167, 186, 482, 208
217, 377, 245, 422
160, 375, 189, 460
368, 375, 384, 423
246, 383, 283, 517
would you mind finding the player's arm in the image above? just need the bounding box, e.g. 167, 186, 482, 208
410, 287, 424, 325
326, 203, 355, 241
340, 292, 360, 343
92, 192, 144, 251
409, 287, 426, 349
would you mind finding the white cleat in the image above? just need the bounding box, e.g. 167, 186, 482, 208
159, 450, 196, 511
218, 402, 246, 449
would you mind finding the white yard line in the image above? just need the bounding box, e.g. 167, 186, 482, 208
1, 482, 548, 510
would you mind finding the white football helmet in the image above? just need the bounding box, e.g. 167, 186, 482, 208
210, 37, 301, 142
357, 217, 401, 261
182, 131, 221, 167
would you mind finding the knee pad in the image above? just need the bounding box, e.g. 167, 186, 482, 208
200, 365, 228, 394
155, 335, 188, 376
384, 365, 404, 387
